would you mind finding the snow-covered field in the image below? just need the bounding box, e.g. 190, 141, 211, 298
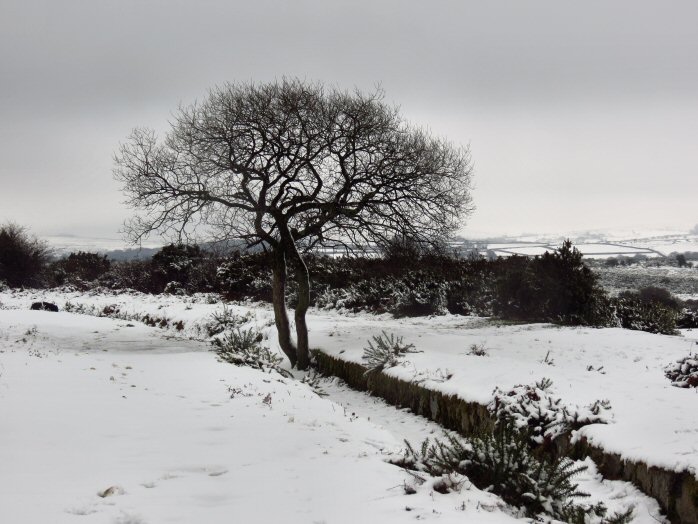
0, 289, 681, 523
467, 232, 698, 259
310, 314, 698, 476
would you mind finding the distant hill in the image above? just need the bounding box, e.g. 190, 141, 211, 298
44, 235, 258, 260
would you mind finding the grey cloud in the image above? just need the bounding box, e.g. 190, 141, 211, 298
1, 0, 696, 237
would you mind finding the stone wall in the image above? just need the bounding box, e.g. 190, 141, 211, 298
314, 350, 698, 524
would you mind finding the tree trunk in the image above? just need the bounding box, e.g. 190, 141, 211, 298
270, 249, 296, 367
277, 221, 312, 370
292, 254, 311, 370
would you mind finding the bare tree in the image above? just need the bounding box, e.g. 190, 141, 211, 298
114, 79, 474, 369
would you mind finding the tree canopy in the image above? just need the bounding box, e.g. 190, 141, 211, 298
115, 79, 474, 368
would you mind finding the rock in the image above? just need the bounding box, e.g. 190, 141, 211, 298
97, 485, 125, 498
30, 302, 59, 312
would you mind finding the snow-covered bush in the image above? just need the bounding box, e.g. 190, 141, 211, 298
204, 306, 253, 336
315, 271, 453, 317
678, 307, 698, 329
99, 259, 154, 292
664, 354, 698, 388
399, 422, 630, 523
46, 251, 111, 288
489, 378, 612, 446
612, 295, 679, 335
362, 331, 418, 374
467, 343, 488, 356
216, 253, 272, 301
212, 328, 290, 378
151, 244, 201, 288
163, 281, 187, 295
391, 273, 448, 317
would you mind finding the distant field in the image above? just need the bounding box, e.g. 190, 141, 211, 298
595, 266, 698, 298
469, 233, 698, 259
43, 231, 698, 262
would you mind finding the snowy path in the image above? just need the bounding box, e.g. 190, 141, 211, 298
0, 310, 521, 523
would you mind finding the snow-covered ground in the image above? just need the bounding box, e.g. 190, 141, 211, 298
1, 309, 523, 523
0, 289, 679, 522
310, 313, 698, 476
465, 231, 698, 259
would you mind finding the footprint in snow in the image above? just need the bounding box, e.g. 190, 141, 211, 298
65, 504, 98, 516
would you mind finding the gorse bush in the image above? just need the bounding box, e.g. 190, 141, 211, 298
0, 223, 51, 288
678, 306, 698, 329
664, 354, 698, 388
205, 306, 253, 337
212, 327, 290, 377
612, 293, 679, 335
400, 423, 633, 523
489, 378, 612, 448
362, 331, 418, 374
493, 241, 611, 326
151, 243, 219, 294
216, 252, 272, 301
8, 234, 682, 337
47, 251, 111, 287
400, 421, 630, 523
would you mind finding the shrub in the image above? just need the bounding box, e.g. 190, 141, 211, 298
150, 244, 204, 293
633, 286, 682, 311
205, 306, 253, 336
613, 295, 679, 335
399, 422, 629, 522
212, 327, 290, 377
665, 354, 698, 388
378, 234, 426, 264
99, 259, 155, 292
217, 252, 272, 301
392, 272, 448, 317
678, 307, 698, 329
493, 241, 612, 326
362, 331, 418, 374
488, 379, 612, 447
0, 223, 51, 288
46, 251, 111, 287
467, 343, 488, 356
64, 251, 110, 281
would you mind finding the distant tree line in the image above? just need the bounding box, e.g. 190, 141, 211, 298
2, 223, 695, 336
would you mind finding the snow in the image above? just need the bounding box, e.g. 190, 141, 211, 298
0, 309, 524, 523
465, 232, 698, 259
0, 289, 677, 522
309, 312, 698, 476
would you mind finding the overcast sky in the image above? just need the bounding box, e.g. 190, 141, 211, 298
1, 0, 697, 240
